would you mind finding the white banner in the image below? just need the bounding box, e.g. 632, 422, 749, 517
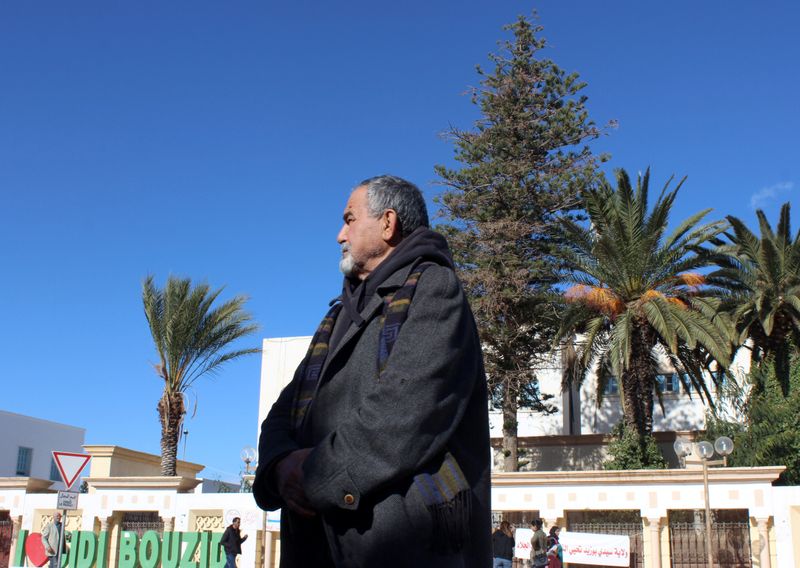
513, 527, 533, 559
560, 531, 630, 567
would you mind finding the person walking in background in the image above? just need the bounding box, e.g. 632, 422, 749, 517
220, 517, 247, 568
491, 521, 515, 567
547, 526, 562, 568
41, 512, 66, 568
530, 519, 548, 568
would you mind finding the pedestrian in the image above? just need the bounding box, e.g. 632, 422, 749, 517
220, 517, 248, 568
491, 521, 515, 568
40, 512, 67, 568
530, 519, 548, 568
253, 175, 492, 567
547, 525, 562, 568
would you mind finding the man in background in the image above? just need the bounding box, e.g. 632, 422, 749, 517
41, 512, 66, 568
220, 516, 248, 568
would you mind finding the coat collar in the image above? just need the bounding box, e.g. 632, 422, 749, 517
320, 261, 419, 379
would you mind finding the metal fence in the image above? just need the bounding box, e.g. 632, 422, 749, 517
669, 519, 751, 567
567, 522, 644, 568
0, 512, 12, 568
121, 511, 164, 538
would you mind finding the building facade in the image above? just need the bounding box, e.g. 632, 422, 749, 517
0, 445, 274, 568
0, 410, 86, 492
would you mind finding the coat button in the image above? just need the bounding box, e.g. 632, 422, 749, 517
343, 494, 355, 505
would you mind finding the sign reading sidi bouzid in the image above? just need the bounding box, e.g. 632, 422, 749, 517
52, 451, 91, 489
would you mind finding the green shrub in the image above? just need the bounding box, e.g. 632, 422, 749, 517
706, 356, 800, 484
603, 422, 667, 470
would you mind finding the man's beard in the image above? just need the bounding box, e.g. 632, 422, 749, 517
339, 244, 357, 278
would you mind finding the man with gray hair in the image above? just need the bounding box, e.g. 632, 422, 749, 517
254, 175, 491, 567
41, 512, 66, 568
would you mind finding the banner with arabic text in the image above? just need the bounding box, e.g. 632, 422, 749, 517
513, 527, 533, 559
560, 531, 630, 567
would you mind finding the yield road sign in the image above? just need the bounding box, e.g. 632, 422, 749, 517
52, 451, 91, 489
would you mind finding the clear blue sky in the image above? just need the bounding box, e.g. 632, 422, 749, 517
1, 1, 797, 483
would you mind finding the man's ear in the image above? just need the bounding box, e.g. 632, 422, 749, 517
382, 209, 402, 244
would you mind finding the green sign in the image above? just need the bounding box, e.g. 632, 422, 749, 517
15, 530, 226, 568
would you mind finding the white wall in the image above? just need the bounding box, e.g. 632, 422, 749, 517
492, 345, 755, 438
0, 410, 85, 490
258, 336, 752, 441
256, 337, 311, 445
1, 489, 268, 568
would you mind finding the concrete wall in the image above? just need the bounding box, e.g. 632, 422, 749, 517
1, 467, 797, 568
0, 484, 272, 568
256, 337, 310, 442
258, 336, 752, 445
491, 467, 788, 568
0, 410, 85, 491
83, 445, 203, 479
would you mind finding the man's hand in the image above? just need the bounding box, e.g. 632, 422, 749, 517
275, 448, 315, 517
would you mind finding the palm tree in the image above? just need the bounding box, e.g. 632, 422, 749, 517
709, 203, 800, 395
556, 168, 732, 441
142, 275, 260, 476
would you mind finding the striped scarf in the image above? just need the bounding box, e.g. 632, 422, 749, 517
291, 302, 342, 430
293, 262, 471, 551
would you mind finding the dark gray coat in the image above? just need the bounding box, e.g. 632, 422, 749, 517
254, 260, 491, 568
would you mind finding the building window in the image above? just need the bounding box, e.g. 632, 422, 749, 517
712, 370, 729, 392
50, 458, 61, 482
606, 374, 683, 395
16, 447, 32, 476
656, 373, 681, 393
602, 376, 619, 395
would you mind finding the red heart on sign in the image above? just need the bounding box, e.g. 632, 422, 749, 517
25, 532, 49, 567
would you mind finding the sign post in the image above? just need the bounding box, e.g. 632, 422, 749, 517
51, 451, 91, 568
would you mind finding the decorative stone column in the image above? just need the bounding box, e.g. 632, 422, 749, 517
99, 516, 112, 531
646, 518, 662, 568
756, 517, 771, 568
9, 515, 23, 566
162, 516, 175, 532
263, 530, 273, 568
544, 518, 561, 530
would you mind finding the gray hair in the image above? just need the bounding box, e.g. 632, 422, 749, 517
357, 175, 429, 238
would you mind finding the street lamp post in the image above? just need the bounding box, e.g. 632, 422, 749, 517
240, 447, 257, 492
675, 436, 734, 568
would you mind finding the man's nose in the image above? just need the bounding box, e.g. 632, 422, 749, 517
337, 224, 347, 244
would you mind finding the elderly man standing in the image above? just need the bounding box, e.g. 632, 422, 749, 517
254, 175, 491, 567
41, 512, 66, 568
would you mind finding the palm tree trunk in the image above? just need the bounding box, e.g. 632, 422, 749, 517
502, 379, 519, 472
158, 393, 185, 477
620, 323, 656, 438
771, 315, 793, 396
775, 339, 790, 397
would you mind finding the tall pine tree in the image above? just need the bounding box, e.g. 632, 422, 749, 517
436, 14, 606, 471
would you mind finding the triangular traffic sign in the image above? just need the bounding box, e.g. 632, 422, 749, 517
52, 451, 91, 489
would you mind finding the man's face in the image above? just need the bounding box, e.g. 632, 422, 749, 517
54, 513, 61, 522
337, 185, 390, 280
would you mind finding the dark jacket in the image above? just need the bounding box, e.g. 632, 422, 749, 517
492, 530, 515, 560
254, 229, 492, 568
220, 525, 246, 555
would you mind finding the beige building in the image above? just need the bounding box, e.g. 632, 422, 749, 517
253, 336, 799, 567
0, 338, 793, 567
